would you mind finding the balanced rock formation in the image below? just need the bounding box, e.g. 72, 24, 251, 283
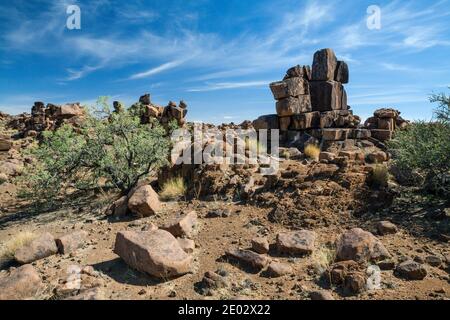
364, 108, 409, 142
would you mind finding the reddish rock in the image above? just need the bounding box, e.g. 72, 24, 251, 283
312, 48, 338, 81
14, 232, 58, 264
266, 261, 292, 277
395, 260, 427, 280
251, 237, 270, 254
114, 229, 192, 278
177, 238, 195, 254
336, 228, 391, 263
276, 230, 316, 255
225, 248, 271, 270
127, 185, 161, 217
56, 230, 88, 254
270, 77, 309, 100
309, 290, 335, 300
161, 211, 198, 238
276, 96, 312, 116
0, 264, 44, 300
376, 221, 398, 235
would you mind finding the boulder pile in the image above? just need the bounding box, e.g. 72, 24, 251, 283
364, 108, 409, 142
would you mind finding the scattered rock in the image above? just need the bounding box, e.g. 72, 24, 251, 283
161, 211, 198, 238
200, 271, 229, 295
395, 260, 427, 280
14, 232, 58, 264
345, 272, 367, 294
64, 287, 104, 300
309, 290, 335, 300
127, 185, 161, 217
335, 228, 391, 263
0, 264, 44, 300
56, 230, 88, 254
376, 221, 398, 235
276, 230, 316, 255
425, 255, 442, 268
114, 229, 192, 278
266, 261, 292, 277
251, 237, 270, 254
225, 248, 271, 270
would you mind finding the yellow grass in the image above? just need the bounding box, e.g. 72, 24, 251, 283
159, 177, 187, 201
0, 231, 36, 263
311, 245, 336, 275
371, 164, 389, 187
304, 144, 320, 160
244, 137, 264, 153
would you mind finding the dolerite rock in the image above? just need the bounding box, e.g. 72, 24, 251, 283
335, 228, 391, 263
424, 255, 442, 268
276, 230, 316, 255
139, 93, 151, 105
252, 114, 279, 130
127, 185, 161, 217
0, 264, 44, 300
270, 78, 309, 100
169, 106, 188, 120
200, 271, 228, 295
374, 108, 399, 119
14, 232, 58, 264
161, 211, 198, 238
266, 261, 292, 277
279, 117, 291, 131
309, 81, 344, 111
291, 112, 320, 129
225, 248, 271, 270
309, 290, 335, 300
0, 138, 12, 151
376, 221, 398, 235
55, 103, 84, 118
344, 272, 367, 294
284, 65, 311, 80
276, 96, 312, 116
251, 237, 270, 254
312, 48, 338, 81
56, 230, 88, 254
114, 229, 192, 278
395, 260, 427, 280
334, 61, 349, 83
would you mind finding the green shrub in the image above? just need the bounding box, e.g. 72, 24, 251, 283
21, 97, 173, 207
388, 90, 450, 196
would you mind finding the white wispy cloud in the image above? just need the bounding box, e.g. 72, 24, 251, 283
187, 81, 270, 92
128, 60, 187, 80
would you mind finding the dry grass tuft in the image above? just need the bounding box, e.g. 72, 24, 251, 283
371, 164, 389, 188
304, 144, 320, 160
311, 245, 336, 275
159, 177, 187, 201
0, 231, 36, 265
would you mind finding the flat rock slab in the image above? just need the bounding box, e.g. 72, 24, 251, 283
266, 261, 293, 277
14, 232, 58, 264
0, 264, 44, 300
251, 237, 269, 254
162, 211, 198, 238
336, 228, 391, 263
56, 230, 88, 254
114, 229, 192, 278
226, 248, 271, 270
276, 230, 316, 255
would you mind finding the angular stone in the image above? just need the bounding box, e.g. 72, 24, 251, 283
284, 65, 311, 80
252, 114, 279, 130
14, 232, 58, 264
201, 271, 228, 293
177, 238, 195, 254
349, 129, 371, 139
312, 48, 338, 81
378, 118, 394, 130
319, 152, 335, 161
367, 151, 388, 163
56, 230, 88, 254
395, 260, 427, 280
114, 229, 192, 278
276, 96, 312, 116
329, 260, 360, 285
310, 81, 344, 111
127, 185, 161, 217
425, 255, 442, 267
106, 196, 129, 217
169, 106, 187, 120
251, 237, 269, 254
376, 221, 398, 235
374, 108, 399, 119
276, 230, 316, 255
321, 128, 350, 141
139, 94, 151, 105
270, 78, 309, 100
146, 105, 162, 118
0, 265, 44, 300
291, 112, 320, 130
56, 103, 84, 118
335, 60, 349, 83
279, 117, 291, 131
225, 248, 270, 270
370, 129, 393, 141
336, 228, 391, 263
266, 261, 292, 277
345, 272, 366, 294
0, 139, 12, 151
161, 211, 198, 238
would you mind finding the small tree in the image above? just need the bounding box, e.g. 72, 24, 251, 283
21, 97, 174, 208
388, 89, 450, 196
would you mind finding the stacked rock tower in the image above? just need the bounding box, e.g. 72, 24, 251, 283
254, 48, 372, 152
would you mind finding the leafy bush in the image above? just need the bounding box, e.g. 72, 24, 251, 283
304, 144, 320, 160
21, 97, 174, 207
388, 89, 450, 196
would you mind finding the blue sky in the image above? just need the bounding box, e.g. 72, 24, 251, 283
0, 0, 449, 123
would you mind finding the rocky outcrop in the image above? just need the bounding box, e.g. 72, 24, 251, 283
364, 108, 409, 142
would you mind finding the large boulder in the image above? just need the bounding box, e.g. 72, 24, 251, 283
276, 96, 312, 116
114, 229, 192, 278
14, 232, 58, 264
309, 81, 345, 112
335, 228, 391, 263
0, 264, 44, 300
270, 78, 309, 100
311, 48, 338, 81
334, 61, 349, 83
55, 103, 84, 119
127, 185, 161, 217
276, 230, 316, 255
252, 114, 279, 130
